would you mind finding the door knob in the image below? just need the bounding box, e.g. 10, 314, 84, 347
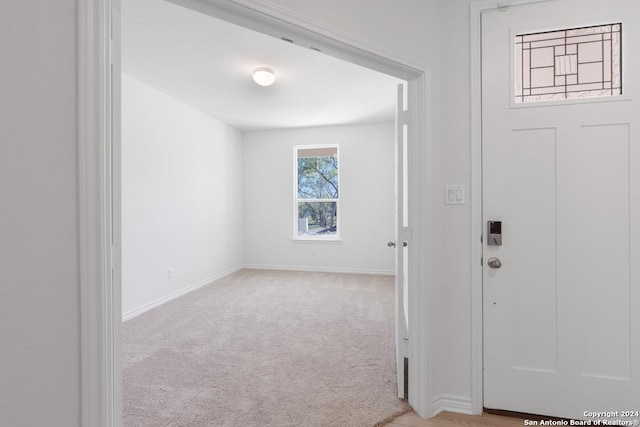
487, 257, 502, 269
387, 241, 396, 247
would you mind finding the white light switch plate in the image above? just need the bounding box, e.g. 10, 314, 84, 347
445, 185, 465, 205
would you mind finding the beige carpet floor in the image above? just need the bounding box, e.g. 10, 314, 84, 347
123, 269, 410, 427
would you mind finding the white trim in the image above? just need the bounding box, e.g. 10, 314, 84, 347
293, 144, 341, 240
469, 0, 558, 416
165, 0, 424, 80
83, 0, 432, 424
110, 0, 122, 421
291, 237, 342, 243
78, 0, 114, 426
122, 266, 244, 321
291, 237, 342, 242
229, 0, 423, 74
243, 264, 395, 276
406, 72, 432, 418
432, 394, 474, 416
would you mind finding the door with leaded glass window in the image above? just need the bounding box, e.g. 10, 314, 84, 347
482, 0, 639, 420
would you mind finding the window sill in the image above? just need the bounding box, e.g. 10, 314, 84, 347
292, 236, 342, 243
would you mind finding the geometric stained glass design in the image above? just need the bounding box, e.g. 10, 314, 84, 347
515, 23, 621, 103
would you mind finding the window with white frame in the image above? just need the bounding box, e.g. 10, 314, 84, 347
294, 145, 339, 239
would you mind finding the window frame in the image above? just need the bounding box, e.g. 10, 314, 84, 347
509, 20, 631, 109
293, 144, 341, 241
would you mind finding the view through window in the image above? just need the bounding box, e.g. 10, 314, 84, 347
295, 145, 339, 239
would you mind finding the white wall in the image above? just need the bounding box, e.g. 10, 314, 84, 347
243, 123, 396, 273
0, 2, 80, 426
1, 0, 482, 424
121, 74, 244, 317
435, 0, 475, 406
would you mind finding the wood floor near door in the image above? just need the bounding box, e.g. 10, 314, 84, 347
384, 411, 525, 427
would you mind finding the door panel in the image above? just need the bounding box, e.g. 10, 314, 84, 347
395, 83, 409, 399
512, 128, 557, 373
560, 123, 631, 380
482, 0, 639, 419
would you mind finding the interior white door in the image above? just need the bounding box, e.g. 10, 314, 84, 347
482, 0, 640, 420
394, 83, 409, 399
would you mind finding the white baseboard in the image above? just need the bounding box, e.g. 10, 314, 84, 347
122, 265, 243, 322
242, 264, 395, 276
123, 264, 392, 322
432, 394, 473, 416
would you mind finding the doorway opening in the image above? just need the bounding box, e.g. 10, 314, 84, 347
115, 0, 425, 424
78, 0, 429, 423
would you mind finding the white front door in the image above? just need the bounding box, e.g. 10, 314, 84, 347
482, 0, 640, 420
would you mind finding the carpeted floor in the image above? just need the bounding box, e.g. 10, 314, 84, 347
123, 269, 410, 427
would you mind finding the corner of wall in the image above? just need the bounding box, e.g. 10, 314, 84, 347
122, 265, 243, 321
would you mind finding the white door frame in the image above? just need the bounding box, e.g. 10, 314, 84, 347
469, 0, 558, 415
78, 0, 432, 425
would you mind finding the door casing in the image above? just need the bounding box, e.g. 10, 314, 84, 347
78, 0, 432, 425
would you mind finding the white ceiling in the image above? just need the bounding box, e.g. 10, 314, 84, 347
121, 0, 403, 131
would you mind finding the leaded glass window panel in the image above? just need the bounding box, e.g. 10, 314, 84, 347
515, 23, 622, 103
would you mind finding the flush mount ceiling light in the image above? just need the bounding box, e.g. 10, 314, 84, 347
252, 67, 276, 87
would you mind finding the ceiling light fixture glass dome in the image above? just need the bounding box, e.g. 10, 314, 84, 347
252, 67, 276, 86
